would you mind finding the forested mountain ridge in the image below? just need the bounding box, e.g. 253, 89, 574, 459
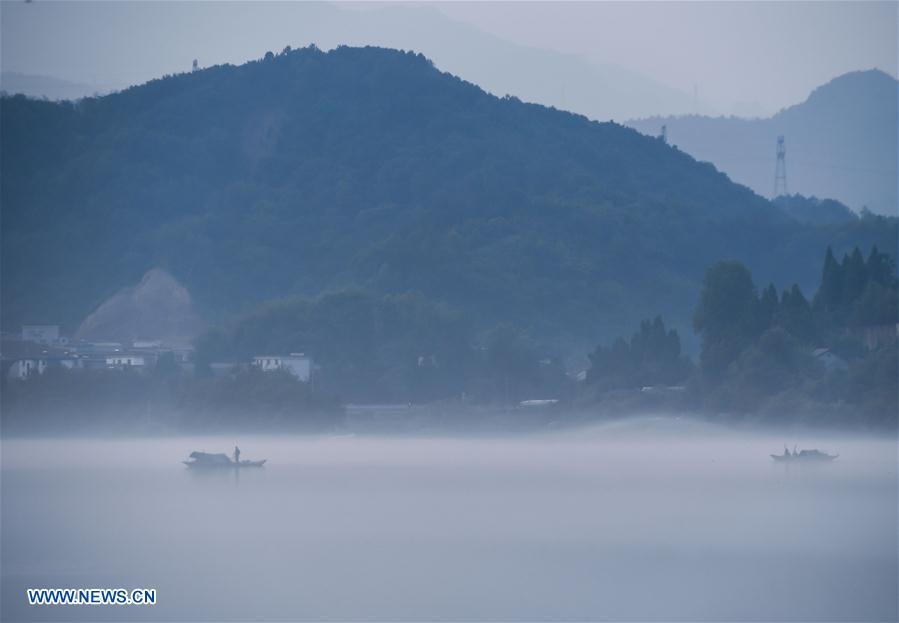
1, 46, 894, 350
628, 69, 898, 216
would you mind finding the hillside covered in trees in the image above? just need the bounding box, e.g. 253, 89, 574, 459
2, 46, 895, 350
583, 245, 898, 427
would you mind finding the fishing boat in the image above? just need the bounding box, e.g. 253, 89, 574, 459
771, 446, 838, 462
183, 451, 267, 468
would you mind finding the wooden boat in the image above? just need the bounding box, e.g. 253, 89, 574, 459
771, 447, 838, 462
183, 451, 266, 468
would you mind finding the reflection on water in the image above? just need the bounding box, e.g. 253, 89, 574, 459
2, 419, 897, 621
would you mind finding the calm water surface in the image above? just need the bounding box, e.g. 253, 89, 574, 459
2, 419, 897, 621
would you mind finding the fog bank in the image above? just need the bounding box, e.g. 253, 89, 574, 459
2, 420, 896, 621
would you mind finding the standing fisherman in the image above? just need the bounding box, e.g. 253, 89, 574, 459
233, 445, 241, 465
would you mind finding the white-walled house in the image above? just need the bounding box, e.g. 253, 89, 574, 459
252, 353, 313, 382
4, 354, 81, 381
2, 338, 84, 381
8, 358, 48, 380
106, 354, 147, 368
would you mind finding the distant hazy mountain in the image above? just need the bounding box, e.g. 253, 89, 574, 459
0, 71, 111, 100
627, 70, 898, 216
7, 3, 694, 120
301, 4, 698, 121
2, 47, 893, 350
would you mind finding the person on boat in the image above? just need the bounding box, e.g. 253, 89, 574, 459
234, 445, 241, 464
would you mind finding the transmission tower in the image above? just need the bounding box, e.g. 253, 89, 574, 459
773, 135, 788, 197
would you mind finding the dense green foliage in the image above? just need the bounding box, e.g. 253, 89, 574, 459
689, 247, 897, 424
814, 246, 898, 328
3, 45, 895, 351
579, 246, 896, 426
586, 317, 692, 390
197, 290, 472, 403
773, 195, 857, 226
693, 261, 767, 378
693, 246, 897, 371
196, 291, 568, 405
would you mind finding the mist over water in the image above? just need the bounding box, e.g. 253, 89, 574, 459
2, 418, 896, 622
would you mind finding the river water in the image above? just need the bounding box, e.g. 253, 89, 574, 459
2, 419, 896, 621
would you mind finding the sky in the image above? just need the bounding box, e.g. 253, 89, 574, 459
434, 1, 898, 115
1, 1, 896, 117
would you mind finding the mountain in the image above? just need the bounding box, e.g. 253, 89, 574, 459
1, 46, 894, 352
283, 4, 698, 121
0, 71, 112, 100
2, 2, 696, 119
627, 70, 898, 216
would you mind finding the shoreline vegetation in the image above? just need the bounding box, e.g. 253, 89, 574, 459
2, 247, 896, 435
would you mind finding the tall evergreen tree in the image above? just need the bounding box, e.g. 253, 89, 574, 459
693, 261, 763, 377
865, 246, 897, 288
843, 247, 868, 304
777, 284, 815, 343
587, 316, 689, 388
760, 283, 779, 328
814, 246, 843, 313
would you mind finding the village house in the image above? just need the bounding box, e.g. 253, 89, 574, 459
7, 325, 198, 377
251, 353, 313, 382
7, 358, 49, 380
105, 353, 148, 369
1, 339, 82, 381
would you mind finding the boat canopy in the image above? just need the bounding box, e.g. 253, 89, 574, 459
188, 451, 233, 465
